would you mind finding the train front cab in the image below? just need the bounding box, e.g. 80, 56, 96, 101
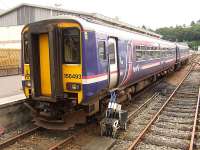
22, 20, 88, 129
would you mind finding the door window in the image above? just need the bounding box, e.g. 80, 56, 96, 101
109, 43, 115, 64
98, 41, 106, 61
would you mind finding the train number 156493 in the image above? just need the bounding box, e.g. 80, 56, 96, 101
64, 73, 81, 79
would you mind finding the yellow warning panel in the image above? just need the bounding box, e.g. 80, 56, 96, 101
39, 34, 51, 96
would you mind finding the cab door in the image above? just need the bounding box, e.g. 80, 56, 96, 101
39, 34, 52, 96
108, 38, 118, 88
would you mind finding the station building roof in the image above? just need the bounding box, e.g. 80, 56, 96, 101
0, 3, 161, 38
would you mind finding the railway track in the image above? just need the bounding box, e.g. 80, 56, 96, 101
45, 81, 164, 149
1, 56, 198, 150
0, 125, 79, 150
49, 93, 163, 149
0, 78, 165, 150
0, 67, 166, 150
127, 58, 200, 149
47, 86, 164, 149
0, 126, 40, 149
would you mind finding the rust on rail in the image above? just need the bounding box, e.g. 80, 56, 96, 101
48, 135, 74, 150
128, 92, 159, 120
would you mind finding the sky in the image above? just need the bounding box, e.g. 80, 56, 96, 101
0, 0, 199, 29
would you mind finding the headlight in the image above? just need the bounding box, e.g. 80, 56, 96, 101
25, 80, 31, 87
66, 83, 81, 91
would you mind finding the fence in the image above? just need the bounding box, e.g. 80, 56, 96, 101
0, 49, 21, 77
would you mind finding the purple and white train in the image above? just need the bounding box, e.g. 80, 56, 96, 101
22, 15, 190, 129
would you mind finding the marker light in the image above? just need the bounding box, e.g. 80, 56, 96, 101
25, 80, 31, 87
66, 83, 81, 91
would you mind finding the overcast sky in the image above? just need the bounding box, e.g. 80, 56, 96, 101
0, 0, 199, 29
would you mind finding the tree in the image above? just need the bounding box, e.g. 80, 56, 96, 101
155, 23, 200, 50
142, 25, 146, 29
191, 21, 195, 26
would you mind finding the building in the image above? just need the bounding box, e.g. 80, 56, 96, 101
0, 3, 87, 27
0, 3, 162, 75
0, 3, 87, 49
0, 9, 3, 14
0, 3, 161, 38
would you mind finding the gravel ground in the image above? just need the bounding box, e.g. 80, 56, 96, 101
0, 122, 36, 144
134, 67, 200, 150
1, 59, 197, 150
0, 122, 86, 150
2, 128, 75, 150
110, 62, 200, 150
110, 81, 176, 150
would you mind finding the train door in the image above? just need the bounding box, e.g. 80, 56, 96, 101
108, 38, 118, 88
39, 34, 52, 96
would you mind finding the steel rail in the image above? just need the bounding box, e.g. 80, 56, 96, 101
48, 55, 199, 150
189, 87, 200, 150
48, 93, 159, 150
39, 79, 162, 150
0, 126, 40, 149
48, 123, 92, 150
48, 135, 74, 150
128, 64, 195, 150
128, 92, 159, 120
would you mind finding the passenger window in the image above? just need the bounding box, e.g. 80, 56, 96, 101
98, 41, 106, 60
149, 51, 154, 59
136, 51, 142, 61
63, 28, 80, 64
156, 51, 160, 58
109, 43, 115, 64
141, 46, 145, 50
147, 51, 151, 59
163, 51, 167, 57
144, 51, 149, 59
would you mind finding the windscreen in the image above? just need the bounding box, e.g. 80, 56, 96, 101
63, 28, 80, 64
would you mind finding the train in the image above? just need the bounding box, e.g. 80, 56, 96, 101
21, 15, 190, 130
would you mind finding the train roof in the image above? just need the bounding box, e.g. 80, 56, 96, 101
176, 42, 189, 49
25, 15, 188, 49
51, 15, 175, 48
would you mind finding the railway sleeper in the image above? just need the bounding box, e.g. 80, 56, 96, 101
150, 125, 191, 140
164, 107, 196, 113
161, 111, 195, 118
166, 104, 196, 109
158, 116, 194, 125
151, 107, 196, 114
168, 100, 197, 105
143, 133, 190, 149
136, 142, 181, 150
154, 122, 193, 131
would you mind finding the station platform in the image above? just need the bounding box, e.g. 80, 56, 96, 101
0, 75, 22, 98
0, 93, 25, 106
0, 75, 29, 131
0, 75, 25, 106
